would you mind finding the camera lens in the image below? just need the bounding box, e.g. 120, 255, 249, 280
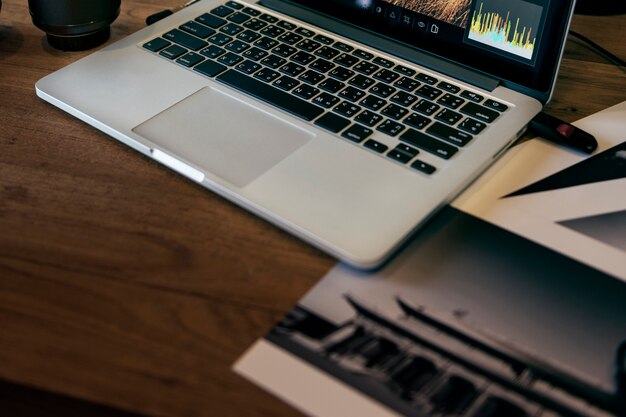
29, 0, 121, 51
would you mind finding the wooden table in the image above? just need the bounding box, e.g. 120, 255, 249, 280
0, 1, 624, 416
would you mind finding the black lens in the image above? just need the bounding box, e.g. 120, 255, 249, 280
29, 0, 121, 51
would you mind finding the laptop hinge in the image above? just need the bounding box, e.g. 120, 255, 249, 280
259, 0, 500, 92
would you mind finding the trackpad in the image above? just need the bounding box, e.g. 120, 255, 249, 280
133, 87, 313, 187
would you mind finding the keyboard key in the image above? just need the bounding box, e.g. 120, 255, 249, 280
243, 18, 267, 31
437, 81, 461, 94
227, 12, 250, 24
200, 45, 226, 58
273, 75, 299, 91
254, 36, 278, 50
312, 92, 340, 108
438, 93, 465, 109
235, 59, 261, 74
159, 44, 187, 59
225, 2, 243, 10
313, 34, 333, 45
484, 99, 508, 112
377, 119, 405, 137
295, 39, 322, 52
279, 62, 306, 77
459, 118, 486, 134
314, 112, 350, 133
143, 38, 170, 52
353, 62, 379, 76
373, 56, 394, 68
416, 73, 438, 84
355, 110, 383, 127
353, 49, 373, 60
394, 76, 420, 92
435, 108, 463, 125
413, 99, 440, 116
460, 102, 499, 123
180, 21, 215, 39
328, 66, 355, 81
361, 95, 386, 111
387, 149, 412, 163
404, 113, 430, 130
373, 69, 400, 83
363, 139, 388, 153
291, 51, 316, 65
242, 46, 268, 61
334, 41, 353, 52
411, 159, 436, 174
211, 5, 234, 17
292, 84, 320, 100
333, 101, 361, 118
394, 64, 416, 76
415, 84, 443, 100
342, 124, 372, 143
196, 13, 227, 29
194, 59, 227, 77
400, 129, 458, 159
163, 29, 208, 51
369, 83, 396, 98
208, 32, 232, 46
460, 90, 484, 103
339, 86, 366, 102
254, 67, 281, 82
237, 29, 260, 43
310, 58, 335, 73
220, 23, 244, 36
334, 53, 359, 67
318, 78, 345, 93
276, 20, 297, 31
241, 7, 261, 17
427, 122, 473, 146
315, 46, 340, 60
395, 143, 419, 157
260, 25, 286, 38
273, 44, 297, 57
348, 74, 374, 89
381, 103, 408, 120
176, 52, 204, 67
258, 13, 279, 23
217, 52, 244, 66
298, 69, 325, 85
294, 27, 315, 37
260, 54, 286, 68
217, 69, 324, 121
390, 91, 417, 107
225, 40, 250, 53
277, 32, 303, 45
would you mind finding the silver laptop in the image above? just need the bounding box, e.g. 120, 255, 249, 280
35, 0, 574, 268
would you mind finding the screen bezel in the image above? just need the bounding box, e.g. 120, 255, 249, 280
271, 0, 575, 102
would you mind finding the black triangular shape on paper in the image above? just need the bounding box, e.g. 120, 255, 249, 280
504, 141, 626, 198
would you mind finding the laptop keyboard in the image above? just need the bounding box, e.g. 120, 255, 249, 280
141, 1, 509, 176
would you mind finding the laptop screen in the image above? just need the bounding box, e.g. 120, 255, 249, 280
277, 0, 575, 99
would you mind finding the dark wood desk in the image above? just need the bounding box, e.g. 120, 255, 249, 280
1, 1, 625, 416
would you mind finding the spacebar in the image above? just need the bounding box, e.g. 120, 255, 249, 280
216, 69, 324, 122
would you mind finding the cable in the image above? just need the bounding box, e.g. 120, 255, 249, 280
568, 29, 626, 68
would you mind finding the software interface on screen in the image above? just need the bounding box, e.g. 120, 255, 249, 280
355, 0, 549, 66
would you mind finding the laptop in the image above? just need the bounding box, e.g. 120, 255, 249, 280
35, 0, 575, 268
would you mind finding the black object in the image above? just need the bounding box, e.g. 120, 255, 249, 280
29, 0, 120, 51
529, 112, 598, 154
575, 0, 626, 15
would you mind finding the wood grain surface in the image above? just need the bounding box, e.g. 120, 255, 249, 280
0, 1, 625, 416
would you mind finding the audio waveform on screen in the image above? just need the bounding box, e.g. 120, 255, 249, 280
468, 2, 537, 60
